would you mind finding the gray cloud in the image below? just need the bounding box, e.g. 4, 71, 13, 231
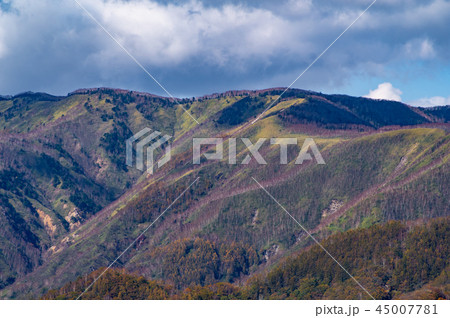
0, 0, 449, 97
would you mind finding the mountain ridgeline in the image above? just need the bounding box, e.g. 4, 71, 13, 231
0, 87, 448, 299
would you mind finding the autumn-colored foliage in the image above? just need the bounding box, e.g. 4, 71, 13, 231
43, 218, 449, 300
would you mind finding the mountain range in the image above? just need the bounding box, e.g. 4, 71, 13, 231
0, 87, 448, 299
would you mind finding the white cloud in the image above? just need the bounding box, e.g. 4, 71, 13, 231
404, 38, 436, 60
364, 82, 403, 102
283, 0, 312, 15
87, 0, 296, 67
409, 96, 450, 107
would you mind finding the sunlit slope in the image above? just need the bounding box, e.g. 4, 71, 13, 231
0, 87, 448, 298
4, 126, 448, 298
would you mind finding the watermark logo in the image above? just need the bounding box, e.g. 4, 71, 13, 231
126, 128, 172, 174
193, 137, 325, 165
126, 129, 325, 174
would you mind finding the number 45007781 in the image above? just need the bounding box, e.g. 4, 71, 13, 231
376, 304, 438, 315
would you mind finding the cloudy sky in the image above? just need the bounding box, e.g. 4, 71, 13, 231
0, 0, 449, 106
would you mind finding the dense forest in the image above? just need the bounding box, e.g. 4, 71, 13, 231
42, 218, 449, 300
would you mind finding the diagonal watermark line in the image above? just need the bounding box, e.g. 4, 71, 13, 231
251, 0, 377, 125
251, 177, 376, 300
73, 0, 199, 125
76, 176, 200, 300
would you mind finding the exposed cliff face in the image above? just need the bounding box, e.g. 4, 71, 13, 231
36, 209, 57, 236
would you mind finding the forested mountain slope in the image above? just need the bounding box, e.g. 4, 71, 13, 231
42, 218, 449, 300
0, 87, 448, 299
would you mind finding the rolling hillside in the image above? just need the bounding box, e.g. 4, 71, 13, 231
42, 217, 449, 300
0, 87, 448, 299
